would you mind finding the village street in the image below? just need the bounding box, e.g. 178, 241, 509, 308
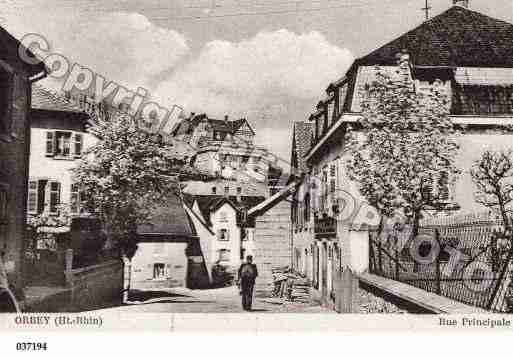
89, 286, 333, 314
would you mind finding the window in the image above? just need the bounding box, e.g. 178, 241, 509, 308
56, 131, 71, 156
330, 179, 336, 194
49, 181, 61, 214
218, 249, 231, 262
0, 67, 13, 136
45, 131, 83, 158
236, 187, 242, 195
153, 263, 166, 279
0, 183, 8, 224
211, 187, 217, 194
224, 186, 229, 195
219, 211, 228, 222
218, 228, 229, 241
27, 180, 61, 215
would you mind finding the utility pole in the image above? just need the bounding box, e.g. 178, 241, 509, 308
421, 0, 431, 20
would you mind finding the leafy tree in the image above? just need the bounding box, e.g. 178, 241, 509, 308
73, 112, 197, 259
346, 64, 460, 239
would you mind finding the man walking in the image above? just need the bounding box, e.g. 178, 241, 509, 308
238, 255, 258, 311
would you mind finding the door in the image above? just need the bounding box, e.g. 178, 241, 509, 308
321, 242, 328, 301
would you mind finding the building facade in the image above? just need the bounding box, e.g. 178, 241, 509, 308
292, 2, 513, 304
28, 86, 95, 219
0, 26, 47, 295
172, 113, 276, 183
183, 180, 265, 281
131, 187, 208, 290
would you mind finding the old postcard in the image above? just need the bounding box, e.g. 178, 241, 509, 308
1, 0, 513, 337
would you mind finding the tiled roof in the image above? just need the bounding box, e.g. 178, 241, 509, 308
137, 184, 196, 240
355, 6, 513, 68
32, 85, 85, 113
173, 114, 254, 136
292, 121, 313, 173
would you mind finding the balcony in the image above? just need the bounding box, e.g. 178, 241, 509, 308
314, 214, 337, 239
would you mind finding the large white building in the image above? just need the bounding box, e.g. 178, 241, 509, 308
291, 1, 513, 305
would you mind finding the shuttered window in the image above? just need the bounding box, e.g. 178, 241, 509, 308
45, 131, 84, 157
27, 180, 38, 214
46, 131, 55, 156
74, 133, 83, 157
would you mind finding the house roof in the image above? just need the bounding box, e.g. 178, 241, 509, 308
172, 114, 255, 137
0, 25, 46, 76
183, 193, 266, 227
291, 122, 313, 173
137, 185, 197, 241
32, 85, 86, 113
355, 6, 513, 68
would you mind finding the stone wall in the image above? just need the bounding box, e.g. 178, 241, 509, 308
65, 259, 123, 311
253, 200, 292, 294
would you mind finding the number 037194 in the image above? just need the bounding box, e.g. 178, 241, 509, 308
16, 342, 48, 351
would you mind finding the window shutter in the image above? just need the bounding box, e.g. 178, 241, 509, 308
74, 133, 83, 157
45, 131, 55, 156
225, 230, 230, 240
217, 229, 221, 240
27, 180, 38, 214
49, 181, 61, 214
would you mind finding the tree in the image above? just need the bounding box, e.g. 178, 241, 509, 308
471, 150, 513, 235
73, 112, 197, 259
346, 64, 460, 240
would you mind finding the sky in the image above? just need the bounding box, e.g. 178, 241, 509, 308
2, 0, 513, 161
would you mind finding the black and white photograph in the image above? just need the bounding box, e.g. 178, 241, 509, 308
1, 0, 513, 337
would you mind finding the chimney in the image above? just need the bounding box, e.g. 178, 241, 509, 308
453, 0, 469, 8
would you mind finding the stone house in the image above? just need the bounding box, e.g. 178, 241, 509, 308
291, 1, 513, 304
0, 25, 47, 296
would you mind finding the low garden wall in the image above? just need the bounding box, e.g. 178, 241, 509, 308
65, 259, 124, 311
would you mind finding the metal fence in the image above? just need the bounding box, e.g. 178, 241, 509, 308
369, 213, 513, 312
